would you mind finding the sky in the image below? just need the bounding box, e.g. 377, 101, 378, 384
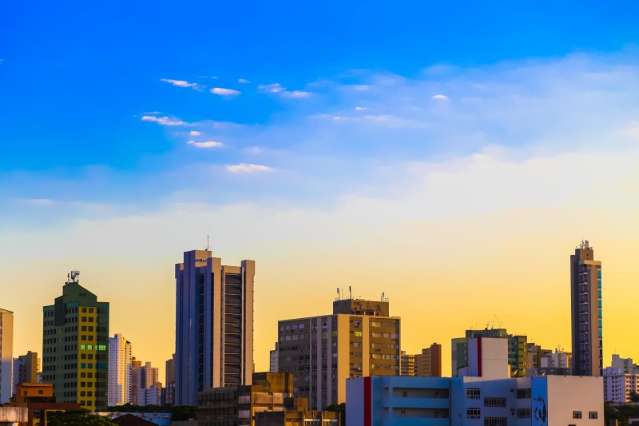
1, 1, 639, 379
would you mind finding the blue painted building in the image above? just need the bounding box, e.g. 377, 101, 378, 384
346, 375, 603, 426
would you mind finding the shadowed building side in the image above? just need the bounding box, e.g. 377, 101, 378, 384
175, 249, 255, 405
570, 241, 603, 377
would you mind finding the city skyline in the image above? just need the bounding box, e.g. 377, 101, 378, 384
2, 1, 639, 385
3, 239, 637, 383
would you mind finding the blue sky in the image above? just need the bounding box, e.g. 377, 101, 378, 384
3, 0, 639, 374
2, 1, 638, 177
1, 1, 639, 224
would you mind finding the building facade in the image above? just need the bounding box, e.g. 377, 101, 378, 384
108, 333, 132, 406
416, 344, 442, 377
0, 308, 13, 404
604, 367, 639, 404
452, 329, 527, 378
131, 360, 160, 406
347, 375, 604, 426
610, 354, 637, 373
12, 351, 39, 397
198, 372, 337, 426
198, 372, 295, 426
269, 343, 279, 373
41, 272, 109, 410
278, 298, 400, 410
165, 355, 175, 405
130, 357, 142, 404
400, 352, 415, 376
604, 355, 639, 404
175, 249, 255, 405
570, 240, 603, 377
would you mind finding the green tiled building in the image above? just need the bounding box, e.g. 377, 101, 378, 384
42, 272, 109, 410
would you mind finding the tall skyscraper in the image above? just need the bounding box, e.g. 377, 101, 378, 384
42, 271, 109, 410
278, 297, 401, 410
108, 334, 132, 406
571, 240, 603, 376
175, 249, 255, 405
0, 308, 13, 404
13, 351, 39, 395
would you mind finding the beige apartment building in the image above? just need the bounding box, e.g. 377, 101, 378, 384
278, 298, 400, 410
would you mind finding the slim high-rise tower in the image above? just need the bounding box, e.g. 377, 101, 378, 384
571, 240, 603, 376
0, 308, 13, 404
108, 334, 132, 406
175, 249, 255, 405
42, 272, 110, 409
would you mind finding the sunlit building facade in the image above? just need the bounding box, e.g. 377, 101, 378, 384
108, 333, 132, 406
278, 298, 400, 410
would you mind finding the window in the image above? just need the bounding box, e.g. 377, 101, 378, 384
589, 411, 598, 420
516, 388, 531, 399
484, 398, 507, 408
516, 409, 531, 418
467, 408, 481, 419
573, 411, 582, 419
466, 388, 481, 399
484, 417, 507, 426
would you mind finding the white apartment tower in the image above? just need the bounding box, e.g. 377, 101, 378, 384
108, 334, 132, 406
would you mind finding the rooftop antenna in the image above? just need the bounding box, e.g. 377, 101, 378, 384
206, 234, 211, 251
68, 270, 80, 284
337, 288, 340, 300
349, 285, 352, 299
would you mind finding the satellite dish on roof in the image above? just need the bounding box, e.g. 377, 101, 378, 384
68, 271, 80, 283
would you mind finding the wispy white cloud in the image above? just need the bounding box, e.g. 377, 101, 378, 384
259, 83, 285, 94
189, 130, 202, 137
259, 83, 312, 99
282, 90, 312, 99
211, 87, 240, 96
226, 163, 273, 174
17, 198, 57, 207
432, 94, 449, 101
160, 78, 199, 89
244, 146, 264, 155
238, 78, 250, 84
187, 140, 223, 149
141, 114, 187, 126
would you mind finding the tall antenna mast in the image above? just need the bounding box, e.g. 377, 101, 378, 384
206, 234, 211, 251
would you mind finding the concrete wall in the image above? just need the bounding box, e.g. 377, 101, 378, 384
544, 376, 603, 426
467, 338, 509, 379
